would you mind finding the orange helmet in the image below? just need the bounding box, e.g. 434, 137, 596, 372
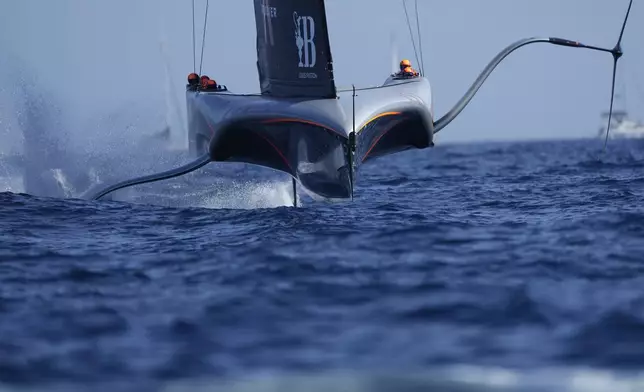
188, 73, 199, 84
400, 59, 411, 70
403, 66, 414, 74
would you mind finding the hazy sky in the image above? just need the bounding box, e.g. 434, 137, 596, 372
1, 0, 642, 144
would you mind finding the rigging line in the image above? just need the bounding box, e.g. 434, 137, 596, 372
414, 0, 425, 76
192, 0, 196, 73
199, 0, 210, 75
402, 0, 421, 71
603, 60, 619, 152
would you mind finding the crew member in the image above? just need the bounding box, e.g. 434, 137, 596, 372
189, 73, 229, 92
397, 59, 419, 78
402, 66, 419, 77
186, 73, 200, 91
187, 72, 199, 86
200, 75, 211, 89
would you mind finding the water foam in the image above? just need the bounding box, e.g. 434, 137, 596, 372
0, 11, 297, 210
196, 180, 298, 210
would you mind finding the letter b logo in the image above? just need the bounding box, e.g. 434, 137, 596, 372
295, 14, 316, 68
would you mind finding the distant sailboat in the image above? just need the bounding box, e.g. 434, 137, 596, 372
598, 72, 644, 139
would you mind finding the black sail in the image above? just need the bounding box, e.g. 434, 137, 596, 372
254, 0, 336, 99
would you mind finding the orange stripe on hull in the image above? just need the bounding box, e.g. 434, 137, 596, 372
361, 112, 403, 162
360, 111, 401, 130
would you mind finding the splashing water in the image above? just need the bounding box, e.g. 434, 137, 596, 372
198, 180, 298, 210
0, 52, 299, 209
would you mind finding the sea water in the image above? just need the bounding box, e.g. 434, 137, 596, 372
1, 137, 644, 392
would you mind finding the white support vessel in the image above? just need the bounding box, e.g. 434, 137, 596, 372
598, 110, 644, 139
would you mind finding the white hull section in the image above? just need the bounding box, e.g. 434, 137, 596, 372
600, 119, 644, 139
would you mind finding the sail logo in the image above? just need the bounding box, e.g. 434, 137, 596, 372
294, 12, 316, 68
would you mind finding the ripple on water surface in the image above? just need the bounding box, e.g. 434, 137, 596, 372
0, 139, 644, 390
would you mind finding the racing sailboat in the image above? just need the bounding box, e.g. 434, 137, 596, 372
89, 0, 634, 206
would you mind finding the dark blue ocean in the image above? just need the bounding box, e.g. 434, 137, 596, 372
1, 138, 644, 391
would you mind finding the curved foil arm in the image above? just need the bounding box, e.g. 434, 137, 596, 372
433, 35, 621, 133
433, 37, 552, 133
89, 153, 211, 200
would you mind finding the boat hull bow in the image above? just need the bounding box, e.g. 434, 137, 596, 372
188, 92, 353, 199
